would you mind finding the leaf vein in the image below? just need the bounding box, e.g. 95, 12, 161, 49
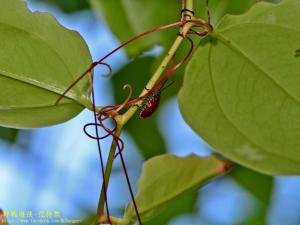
207, 44, 300, 164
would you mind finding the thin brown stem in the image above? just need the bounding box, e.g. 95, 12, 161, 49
89, 74, 112, 225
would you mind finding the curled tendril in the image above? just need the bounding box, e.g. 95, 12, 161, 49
83, 120, 117, 140
84, 85, 134, 158
98, 115, 124, 156
99, 62, 113, 79
186, 19, 213, 32
97, 84, 134, 119
188, 29, 209, 37
83, 114, 124, 158
55, 62, 113, 105
111, 84, 133, 115
90, 112, 142, 223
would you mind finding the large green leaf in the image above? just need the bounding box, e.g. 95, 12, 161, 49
179, 0, 300, 175
123, 154, 231, 224
0, 0, 92, 128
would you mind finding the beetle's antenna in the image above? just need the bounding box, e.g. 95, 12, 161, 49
160, 79, 175, 92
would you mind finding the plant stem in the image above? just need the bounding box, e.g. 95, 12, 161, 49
96, 215, 125, 225
119, 21, 194, 126
97, 125, 122, 218
97, 0, 195, 222
185, 0, 194, 19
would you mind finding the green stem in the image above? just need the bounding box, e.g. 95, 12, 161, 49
185, 0, 194, 19
96, 0, 195, 222
119, 22, 194, 126
94, 215, 125, 225
97, 126, 122, 219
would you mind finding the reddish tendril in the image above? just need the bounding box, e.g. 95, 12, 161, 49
91, 33, 194, 121
55, 18, 211, 105
96, 113, 143, 225
84, 81, 142, 224
100, 62, 113, 79
88, 74, 112, 225
85, 112, 142, 225
149, 34, 194, 93
181, 0, 185, 21
188, 29, 210, 37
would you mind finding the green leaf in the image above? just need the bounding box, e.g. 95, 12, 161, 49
231, 166, 273, 205
123, 154, 231, 224
89, 0, 180, 57
0, 0, 92, 128
126, 116, 166, 159
77, 214, 96, 225
232, 166, 273, 225
143, 192, 197, 225
33, 0, 90, 13
179, 0, 300, 175
240, 207, 268, 225
195, 0, 264, 26
112, 57, 167, 159
0, 127, 18, 143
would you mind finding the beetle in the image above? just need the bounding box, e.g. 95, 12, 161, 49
140, 91, 161, 118
138, 79, 173, 118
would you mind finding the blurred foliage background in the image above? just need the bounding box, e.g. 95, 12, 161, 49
1, 0, 300, 225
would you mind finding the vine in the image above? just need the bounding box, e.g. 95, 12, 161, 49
56, 0, 212, 224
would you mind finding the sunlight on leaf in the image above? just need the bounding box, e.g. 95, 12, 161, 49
123, 154, 231, 224
0, 0, 92, 128
179, 0, 300, 174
